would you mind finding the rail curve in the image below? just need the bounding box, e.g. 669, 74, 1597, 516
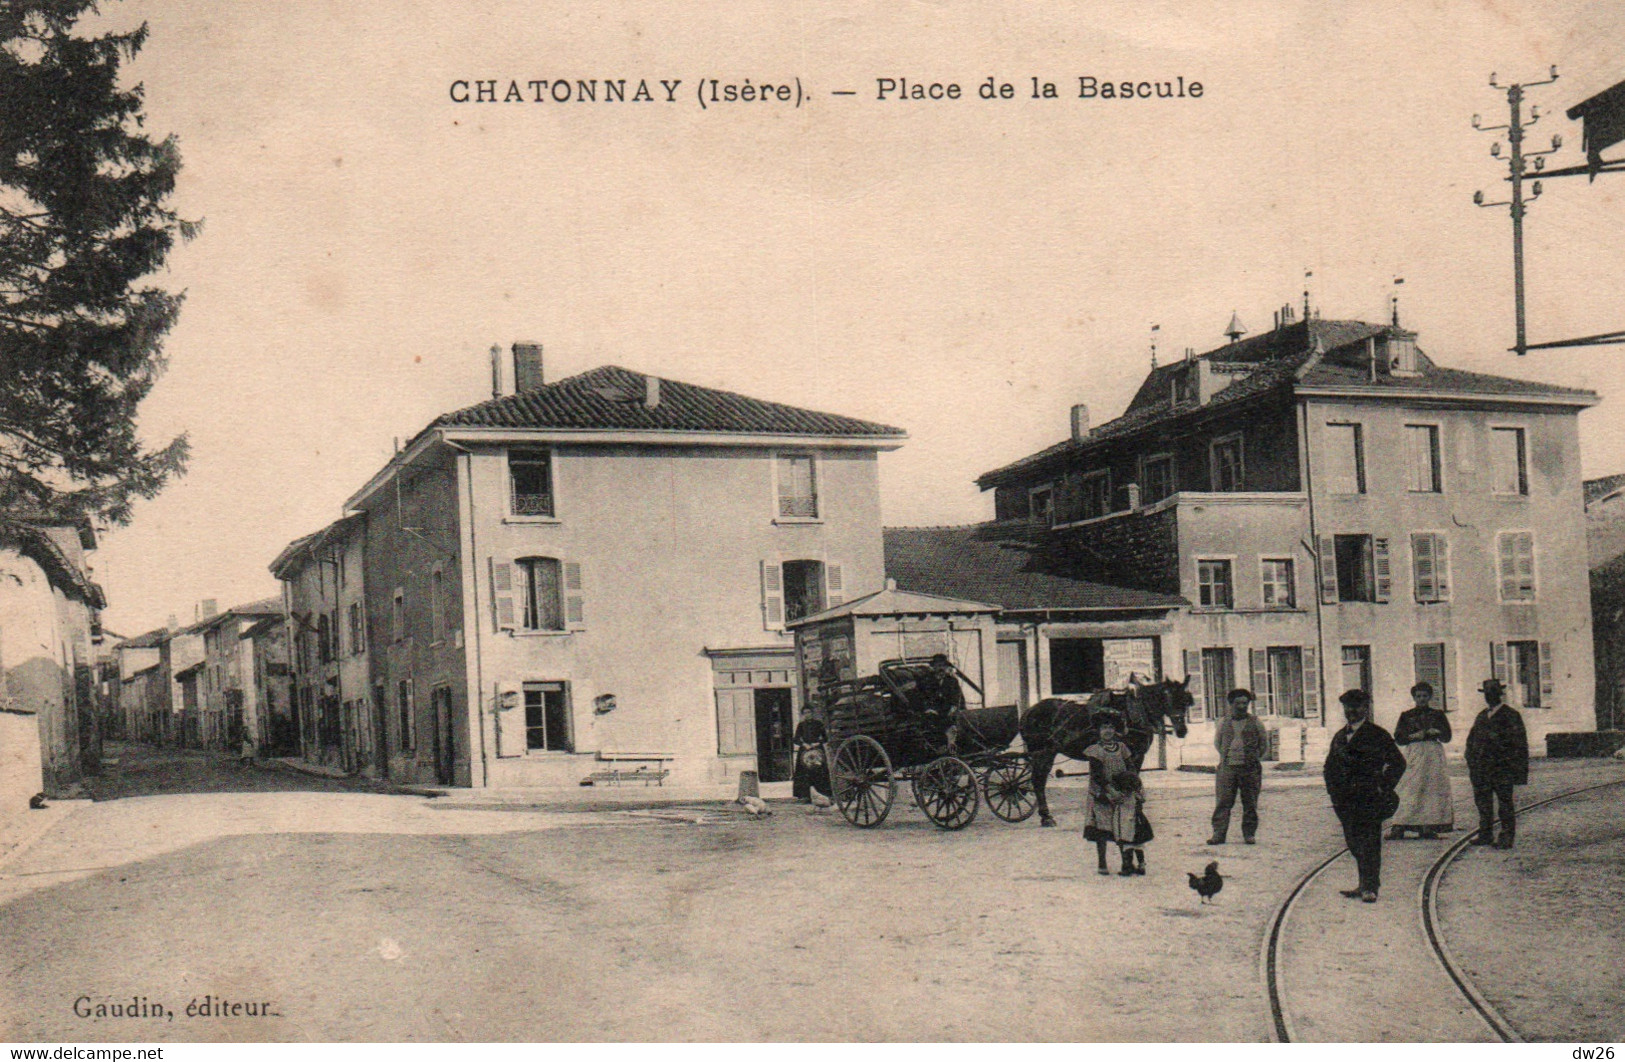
1264, 776, 1625, 1043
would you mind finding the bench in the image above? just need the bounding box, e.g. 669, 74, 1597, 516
584, 752, 675, 787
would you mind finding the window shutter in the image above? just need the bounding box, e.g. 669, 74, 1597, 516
1373, 537, 1392, 603
564, 562, 586, 630
1441, 641, 1455, 712
1302, 645, 1320, 720
491, 559, 516, 632
1491, 641, 1508, 686
1318, 534, 1338, 604
1183, 649, 1205, 720
1435, 536, 1450, 601
1250, 648, 1272, 714
1539, 642, 1554, 703
1413, 534, 1435, 602
495, 687, 523, 758
761, 561, 784, 631
825, 563, 844, 607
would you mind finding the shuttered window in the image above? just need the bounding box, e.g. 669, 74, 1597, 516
761, 561, 784, 631
1490, 428, 1528, 495
1499, 640, 1551, 708
1497, 532, 1536, 601
1413, 642, 1448, 711
1412, 533, 1450, 602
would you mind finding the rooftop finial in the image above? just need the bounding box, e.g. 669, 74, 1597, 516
1149, 323, 1160, 368
1391, 275, 1405, 326
1304, 268, 1314, 321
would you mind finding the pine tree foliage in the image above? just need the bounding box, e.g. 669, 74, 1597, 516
0, 0, 193, 527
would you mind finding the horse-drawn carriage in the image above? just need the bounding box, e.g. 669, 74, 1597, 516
787, 584, 1193, 830
821, 658, 1038, 829
819, 659, 1195, 830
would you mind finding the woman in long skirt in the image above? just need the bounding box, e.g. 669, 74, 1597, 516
1389, 681, 1454, 839
1082, 715, 1137, 875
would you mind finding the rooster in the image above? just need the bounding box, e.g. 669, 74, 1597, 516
1188, 861, 1223, 904
736, 795, 773, 817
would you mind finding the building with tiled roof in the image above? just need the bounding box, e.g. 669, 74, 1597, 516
275, 344, 906, 789
974, 309, 1601, 764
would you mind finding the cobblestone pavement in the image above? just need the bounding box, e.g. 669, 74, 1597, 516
1, 748, 1619, 1042
81, 744, 405, 801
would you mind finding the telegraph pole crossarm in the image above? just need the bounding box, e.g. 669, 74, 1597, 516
1518, 329, 1625, 353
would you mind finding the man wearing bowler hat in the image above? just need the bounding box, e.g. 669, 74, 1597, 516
1465, 678, 1529, 849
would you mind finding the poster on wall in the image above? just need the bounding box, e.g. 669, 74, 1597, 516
1103, 637, 1158, 689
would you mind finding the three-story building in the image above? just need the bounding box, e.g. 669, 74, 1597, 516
976, 313, 1598, 762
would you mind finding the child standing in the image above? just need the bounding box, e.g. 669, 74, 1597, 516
1082, 715, 1141, 876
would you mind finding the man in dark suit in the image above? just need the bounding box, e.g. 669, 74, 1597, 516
1323, 688, 1406, 903
1465, 678, 1529, 849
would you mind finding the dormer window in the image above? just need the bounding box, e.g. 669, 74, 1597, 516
1386, 331, 1421, 376
1171, 366, 1196, 406
1029, 485, 1054, 526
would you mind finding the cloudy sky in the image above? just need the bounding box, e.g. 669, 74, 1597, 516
88, 0, 1625, 636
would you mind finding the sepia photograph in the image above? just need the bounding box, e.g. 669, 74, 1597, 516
2, 0, 1624, 1046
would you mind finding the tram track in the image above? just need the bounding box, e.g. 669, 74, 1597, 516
1263, 776, 1625, 1043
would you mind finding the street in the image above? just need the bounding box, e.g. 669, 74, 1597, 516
1, 746, 1621, 1042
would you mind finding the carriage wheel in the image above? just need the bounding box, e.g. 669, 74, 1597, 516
912, 756, 980, 830
981, 757, 1038, 823
832, 735, 895, 828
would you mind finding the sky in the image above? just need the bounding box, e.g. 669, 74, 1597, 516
82, 0, 1625, 637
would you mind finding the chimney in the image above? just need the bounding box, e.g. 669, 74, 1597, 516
644, 375, 661, 409
1070, 403, 1090, 441
512, 342, 544, 393
489, 344, 503, 399
200, 599, 218, 620
166, 614, 179, 632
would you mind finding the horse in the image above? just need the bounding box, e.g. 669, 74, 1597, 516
1019, 674, 1193, 827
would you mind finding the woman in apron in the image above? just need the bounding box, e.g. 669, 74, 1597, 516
1389, 681, 1454, 839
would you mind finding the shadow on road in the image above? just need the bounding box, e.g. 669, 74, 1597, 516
83, 742, 408, 802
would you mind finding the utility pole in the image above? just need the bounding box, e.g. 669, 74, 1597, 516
1473, 66, 1561, 356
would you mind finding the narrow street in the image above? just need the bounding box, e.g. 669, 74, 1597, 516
1, 747, 1620, 1042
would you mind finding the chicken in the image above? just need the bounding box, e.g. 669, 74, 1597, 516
28, 793, 47, 811
736, 795, 773, 817
1188, 861, 1223, 903
808, 791, 834, 812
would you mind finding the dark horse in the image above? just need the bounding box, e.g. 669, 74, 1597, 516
1019, 675, 1194, 827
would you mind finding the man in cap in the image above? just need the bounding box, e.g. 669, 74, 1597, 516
1465, 678, 1529, 849
1208, 688, 1268, 845
1323, 688, 1406, 902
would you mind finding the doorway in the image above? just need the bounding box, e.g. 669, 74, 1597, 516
996, 640, 1029, 708
753, 688, 794, 782
432, 685, 455, 786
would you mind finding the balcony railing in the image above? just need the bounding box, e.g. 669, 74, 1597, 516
512, 491, 555, 517
778, 495, 818, 519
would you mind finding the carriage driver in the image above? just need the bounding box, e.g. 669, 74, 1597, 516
917, 654, 967, 749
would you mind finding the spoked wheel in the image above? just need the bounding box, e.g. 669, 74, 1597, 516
980, 756, 1038, 823
913, 756, 981, 830
831, 735, 896, 828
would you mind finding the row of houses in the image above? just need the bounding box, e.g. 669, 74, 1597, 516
0, 519, 111, 825
225, 309, 1602, 789
112, 597, 291, 760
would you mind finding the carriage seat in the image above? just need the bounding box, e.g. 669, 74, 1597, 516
584, 751, 674, 787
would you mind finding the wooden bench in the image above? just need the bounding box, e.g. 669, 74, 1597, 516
585, 752, 674, 787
